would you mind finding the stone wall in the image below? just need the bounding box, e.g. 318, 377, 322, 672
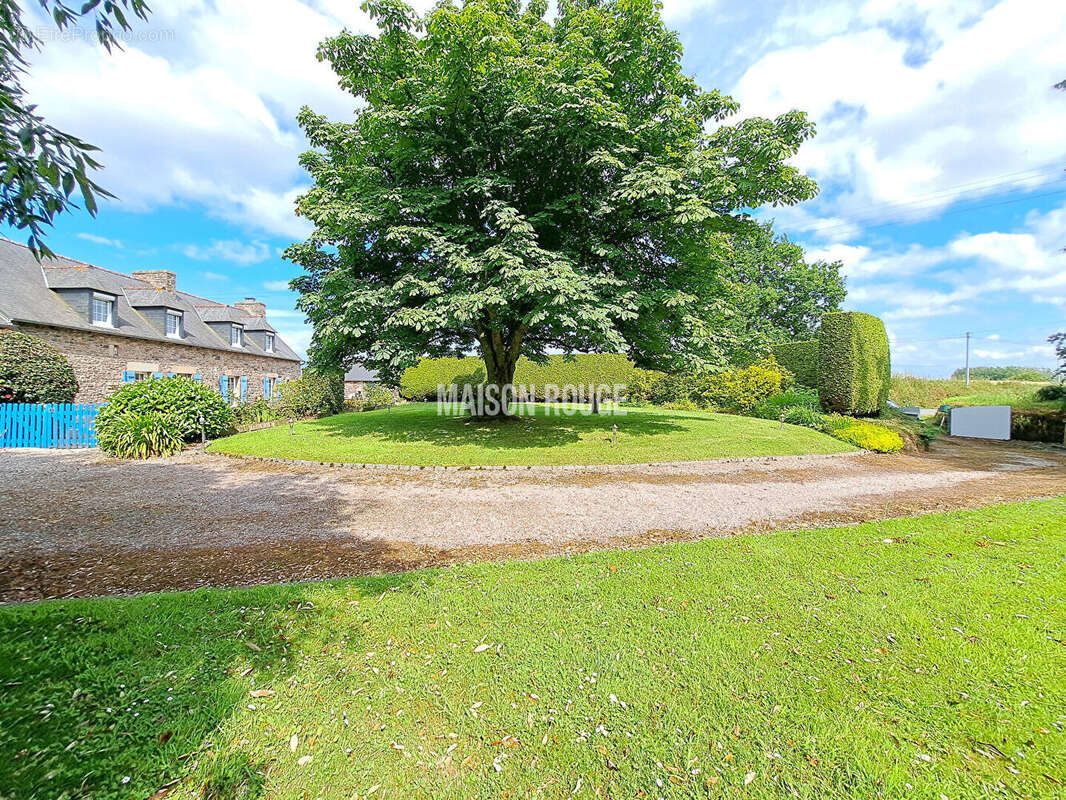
18, 322, 302, 403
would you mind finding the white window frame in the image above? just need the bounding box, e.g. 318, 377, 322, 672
165, 310, 183, 338
90, 293, 115, 327
264, 332, 275, 353
230, 324, 244, 347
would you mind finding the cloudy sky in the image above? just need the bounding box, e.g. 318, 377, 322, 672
7, 0, 1065, 375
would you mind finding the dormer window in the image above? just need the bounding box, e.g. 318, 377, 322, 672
166, 310, 183, 338
264, 332, 275, 353
231, 324, 244, 347
90, 293, 115, 327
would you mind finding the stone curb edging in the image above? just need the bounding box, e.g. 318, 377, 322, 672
202, 448, 867, 472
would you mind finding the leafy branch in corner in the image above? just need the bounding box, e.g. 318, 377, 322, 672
0, 0, 150, 259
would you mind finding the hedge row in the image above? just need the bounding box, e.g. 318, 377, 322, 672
770, 340, 818, 387
400, 354, 640, 401
1011, 409, 1066, 443
817, 311, 891, 416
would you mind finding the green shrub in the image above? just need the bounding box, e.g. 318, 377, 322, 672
0, 331, 78, 403
750, 387, 821, 420
96, 411, 183, 459
277, 371, 345, 417
363, 385, 396, 409
824, 416, 904, 453
780, 405, 828, 429
1035, 384, 1066, 403
623, 368, 669, 405
689, 357, 793, 412
97, 377, 234, 442
818, 311, 891, 416
234, 398, 278, 427
771, 340, 819, 387
1011, 409, 1065, 443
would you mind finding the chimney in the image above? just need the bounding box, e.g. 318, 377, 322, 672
234, 297, 267, 318
131, 269, 176, 292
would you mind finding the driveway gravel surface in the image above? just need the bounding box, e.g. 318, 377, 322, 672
2, 437, 1065, 602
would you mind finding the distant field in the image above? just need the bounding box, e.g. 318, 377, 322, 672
890, 375, 1061, 410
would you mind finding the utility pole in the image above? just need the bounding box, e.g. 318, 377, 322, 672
965, 332, 971, 386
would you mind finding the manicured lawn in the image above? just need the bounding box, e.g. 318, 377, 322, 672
2, 499, 1064, 799
208, 402, 854, 465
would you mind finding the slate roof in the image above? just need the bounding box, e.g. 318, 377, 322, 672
0, 237, 301, 362
344, 365, 380, 382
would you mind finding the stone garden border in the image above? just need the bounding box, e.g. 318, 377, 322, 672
205, 448, 867, 472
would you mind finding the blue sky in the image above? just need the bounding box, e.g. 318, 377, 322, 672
6, 0, 1065, 375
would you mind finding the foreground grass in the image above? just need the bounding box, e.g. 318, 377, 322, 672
2, 500, 1065, 799
890, 375, 1061, 411
209, 402, 853, 465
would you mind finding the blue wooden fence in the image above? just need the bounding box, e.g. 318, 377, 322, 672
0, 403, 102, 449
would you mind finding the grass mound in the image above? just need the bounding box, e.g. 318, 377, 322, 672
208, 402, 853, 466
2, 498, 1064, 799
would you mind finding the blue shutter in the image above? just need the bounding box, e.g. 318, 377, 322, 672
167, 372, 176, 378
152, 372, 163, 380
219, 375, 228, 401
193, 374, 202, 383
240, 376, 248, 403
122, 370, 135, 383
263, 377, 270, 399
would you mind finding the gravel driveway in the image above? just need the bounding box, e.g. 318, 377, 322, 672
3, 438, 1065, 601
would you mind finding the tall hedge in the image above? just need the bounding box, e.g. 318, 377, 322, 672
399, 356, 487, 400
771, 340, 819, 387
0, 330, 79, 403
399, 354, 640, 401
818, 311, 891, 415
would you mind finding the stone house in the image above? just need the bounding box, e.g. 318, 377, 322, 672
0, 237, 302, 402
343, 364, 382, 399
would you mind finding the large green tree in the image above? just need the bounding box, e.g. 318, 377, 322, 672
716, 222, 844, 357
289, 0, 821, 413
1, 0, 149, 258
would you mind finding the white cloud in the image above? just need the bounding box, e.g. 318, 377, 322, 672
22, 0, 368, 239
268, 307, 311, 359
76, 232, 122, 248
200, 271, 228, 281
733, 0, 1066, 225
182, 239, 272, 265
264, 279, 293, 291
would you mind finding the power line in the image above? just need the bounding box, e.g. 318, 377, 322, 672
800, 177, 1066, 239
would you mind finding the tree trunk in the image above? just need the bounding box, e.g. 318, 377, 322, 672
475, 326, 523, 418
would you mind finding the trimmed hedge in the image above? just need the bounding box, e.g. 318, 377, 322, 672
818, 312, 891, 416
399, 354, 640, 401
771, 340, 819, 387
0, 330, 78, 403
